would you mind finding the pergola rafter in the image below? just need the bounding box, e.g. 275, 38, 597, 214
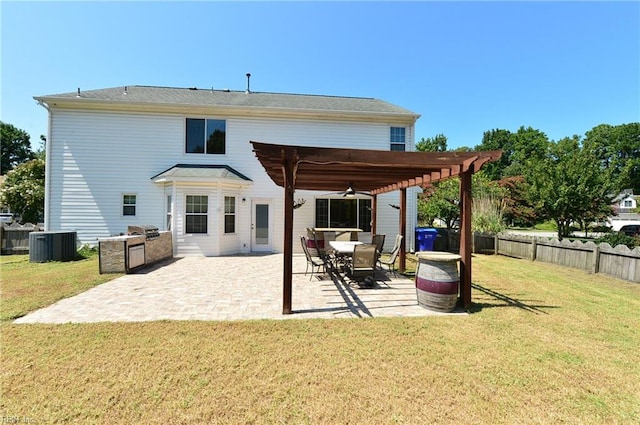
251, 141, 502, 314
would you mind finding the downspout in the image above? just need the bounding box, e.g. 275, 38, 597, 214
171, 183, 177, 255
37, 100, 51, 231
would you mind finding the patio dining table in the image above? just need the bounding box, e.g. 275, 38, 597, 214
327, 240, 363, 274
328, 240, 363, 256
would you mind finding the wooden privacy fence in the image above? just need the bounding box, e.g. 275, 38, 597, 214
495, 233, 640, 283
429, 229, 493, 255
1, 222, 42, 255
428, 230, 639, 283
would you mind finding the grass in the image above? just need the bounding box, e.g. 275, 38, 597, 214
1, 254, 639, 424
0, 253, 121, 321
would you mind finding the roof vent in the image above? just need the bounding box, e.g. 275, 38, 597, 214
76, 88, 81, 98
123, 86, 128, 95
245, 73, 251, 94
189, 87, 198, 91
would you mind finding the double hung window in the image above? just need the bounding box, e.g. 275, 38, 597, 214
224, 196, 236, 234
390, 127, 406, 151
123, 194, 136, 216
185, 195, 208, 234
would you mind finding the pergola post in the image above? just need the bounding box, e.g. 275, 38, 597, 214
282, 151, 295, 314
459, 170, 473, 309
371, 195, 378, 235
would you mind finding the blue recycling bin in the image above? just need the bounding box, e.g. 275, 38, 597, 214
415, 227, 438, 251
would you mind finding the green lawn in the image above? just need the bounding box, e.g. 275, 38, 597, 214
0, 253, 121, 321
1, 254, 639, 424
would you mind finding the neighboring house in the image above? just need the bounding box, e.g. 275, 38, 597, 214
35, 85, 420, 256
609, 189, 640, 231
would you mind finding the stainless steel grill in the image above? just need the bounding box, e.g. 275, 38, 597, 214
128, 225, 160, 240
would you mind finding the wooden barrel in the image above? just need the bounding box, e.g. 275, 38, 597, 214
415, 251, 461, 312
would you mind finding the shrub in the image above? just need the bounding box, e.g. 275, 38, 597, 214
595, 233, 638, 249
472, 195, 506, 233
77, 244, 98, 259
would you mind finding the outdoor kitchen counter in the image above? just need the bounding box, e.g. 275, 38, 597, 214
98, 231, 173, 274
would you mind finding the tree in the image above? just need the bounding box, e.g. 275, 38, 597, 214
498, 175, 538, 227
34, 135, 47, 161
474, 126, 550, 180
507, 126, 550, 177
474, 129, 513, 180
0, 159, 45, 223
418, 174, 508, 232
416, 134, 448, 152
524, 136, 614, 240
583, 123, 640, 194
418, 178, 460, 228
1, 122, 34, 173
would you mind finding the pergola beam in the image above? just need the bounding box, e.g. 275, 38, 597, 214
250, 141, 502, 314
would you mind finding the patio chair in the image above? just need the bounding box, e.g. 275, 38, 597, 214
300, 235, 324, 280
379, 234, 403, 276
311, 230, 336, 271
372, 233, 386, 257
346, 243, 378, 288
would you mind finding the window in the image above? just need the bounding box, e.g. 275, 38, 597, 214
224, 196, 236, 234
623, 200, 633, 208
166, 195, 172, 231
390, 127, 406, 151
185, 118, 226, 154
185, 195, 208, 234
123, 194, 136, 216
315, 198, 371, 232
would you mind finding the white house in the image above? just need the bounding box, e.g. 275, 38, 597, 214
609, 189, 640, 231
35, 85, 421, 256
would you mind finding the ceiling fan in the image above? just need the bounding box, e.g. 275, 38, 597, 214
334, 183, 374, 198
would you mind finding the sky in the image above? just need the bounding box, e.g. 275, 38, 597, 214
1, 1, 639, 151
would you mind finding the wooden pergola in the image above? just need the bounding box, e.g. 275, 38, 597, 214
251, 141, 502, 314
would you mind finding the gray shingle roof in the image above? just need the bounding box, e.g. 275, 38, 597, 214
151, 164, 252, 182
35, 85, 419, 117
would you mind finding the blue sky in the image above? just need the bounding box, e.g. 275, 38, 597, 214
1, 1, 638, 151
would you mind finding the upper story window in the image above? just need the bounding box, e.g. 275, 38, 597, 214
185, 118, 226, 154
185, 195, 208, 234
224, 196, 236, 234
123, 194, 136, 216
623, 199, 633, 208
390, 127, 406, 151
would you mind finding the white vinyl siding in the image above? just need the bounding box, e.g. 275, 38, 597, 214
46, 109, 416, 253
47, 110, 181, 243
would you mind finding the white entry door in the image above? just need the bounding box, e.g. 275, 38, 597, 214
252, 200, 272, 252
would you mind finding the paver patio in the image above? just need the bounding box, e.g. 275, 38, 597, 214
14, 254, 465, 324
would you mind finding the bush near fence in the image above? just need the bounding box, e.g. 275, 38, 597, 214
0, 222, 42, 255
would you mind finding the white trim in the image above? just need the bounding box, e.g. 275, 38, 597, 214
40, 102, 420, 126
